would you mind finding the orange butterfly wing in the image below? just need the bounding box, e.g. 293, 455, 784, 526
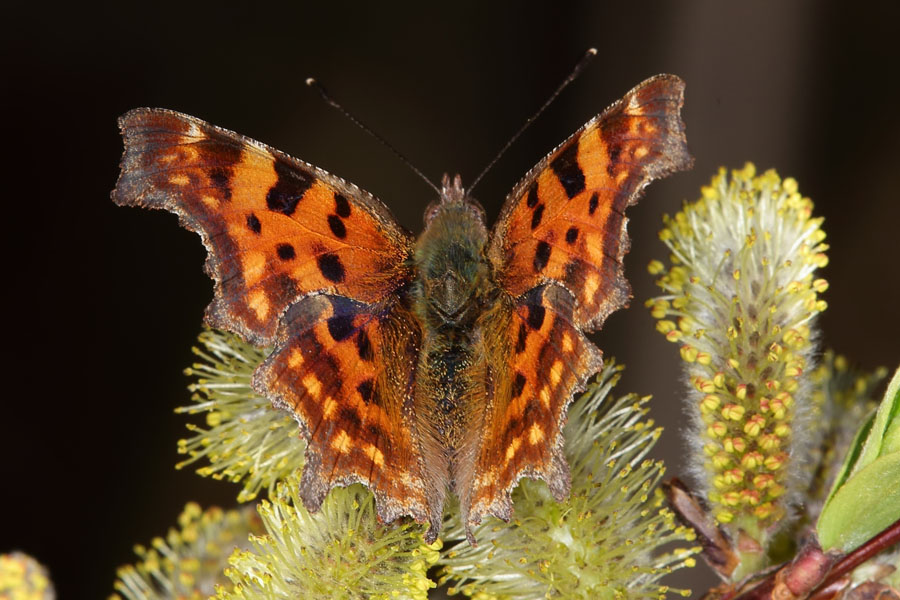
113, 109, 436, 530
463, 285, 602, 532
113, 109, 413, 345
467, 75, 692, 530
488, 74, 692, 328
252, 294, 436, 531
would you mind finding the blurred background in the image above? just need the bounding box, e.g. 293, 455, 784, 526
4, 1, 898, 596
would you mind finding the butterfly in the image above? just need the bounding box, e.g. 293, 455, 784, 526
112, 74, 692, 543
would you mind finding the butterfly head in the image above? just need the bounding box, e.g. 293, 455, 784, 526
423, 174, 486, 226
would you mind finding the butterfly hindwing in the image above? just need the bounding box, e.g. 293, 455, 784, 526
252, 294, 436, 529
488, 74, 692, 329
113, 108, 413, 346
465, 284, 602, 531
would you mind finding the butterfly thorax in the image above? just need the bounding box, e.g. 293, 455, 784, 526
413, 191, 491, 328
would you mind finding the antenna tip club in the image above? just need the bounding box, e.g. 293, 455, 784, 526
305, 77, 317, 86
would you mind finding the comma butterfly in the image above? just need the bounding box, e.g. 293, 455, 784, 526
112, 74, 692, 542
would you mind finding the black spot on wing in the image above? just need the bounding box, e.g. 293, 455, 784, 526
356, 330, 373, 361
335, 193, 351, 218
588, 192, 599, 215
513, 372, 527, 398
606, 146, 622, 176
339, 406, 362, 429
276, 243, 296, 260
526, 182, 539, 208
502, 417, 521, 442
515, 323, 528, 354
565, 226, 578, 244
317, 253, 346, 283
531, 204, 544, 230
327, 214, 347, 239
357, 379, 374, 403
533, 240, 551, 272
526, 303, 546, 330
520, 401, 541, 430
207, 167, 233, 201
551, 142, 585, 199
246, 213, 261, 234
326, 313, 355, 341
266, 156, 313, 216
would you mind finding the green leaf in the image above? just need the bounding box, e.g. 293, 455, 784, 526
817, 365, 900, 552
854, 366, 900, 472
816, 452, 900, 551
878, 367, 900, 455
821, 410, 874, 509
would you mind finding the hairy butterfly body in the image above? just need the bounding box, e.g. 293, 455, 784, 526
113, 74, 692, 542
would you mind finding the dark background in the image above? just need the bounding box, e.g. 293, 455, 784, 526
4, 1, 899, 597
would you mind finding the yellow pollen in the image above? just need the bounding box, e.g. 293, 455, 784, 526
528, 423, 544, 445
169, 174, 190, 186
302, 373, 322, 398
247, 289, 269, 320
332, 430, 352, 454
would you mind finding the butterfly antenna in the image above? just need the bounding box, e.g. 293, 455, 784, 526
306, 78, 441, 195
468, 48, 598, 194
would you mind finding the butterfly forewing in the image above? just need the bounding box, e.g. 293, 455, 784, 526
488, 74, 692, 328
113, 108, 414, 346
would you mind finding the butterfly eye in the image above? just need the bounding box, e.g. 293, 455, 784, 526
423, 200, 442, 226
